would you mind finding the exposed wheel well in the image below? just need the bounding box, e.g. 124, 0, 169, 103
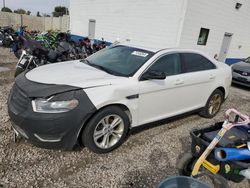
94, 104, 132, 122
215, 87, 225, 99
77, 103, 132, 146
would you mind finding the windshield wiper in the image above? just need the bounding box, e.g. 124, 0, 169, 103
92, 64, 123, 76
81, 59, 124, 76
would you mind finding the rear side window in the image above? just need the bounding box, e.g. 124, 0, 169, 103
148, 53, 181, 76
181, 53, 216, 73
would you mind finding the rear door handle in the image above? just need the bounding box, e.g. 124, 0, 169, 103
209, 74, 216, 80
174, 79, 184, 85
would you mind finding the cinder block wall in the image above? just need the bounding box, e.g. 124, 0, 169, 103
0, 11, 69, 32
22, 14, 44, 31
0, 12, 21, 29
61, 15, 70, 32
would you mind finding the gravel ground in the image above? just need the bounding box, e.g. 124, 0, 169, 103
0, 47, 250, 188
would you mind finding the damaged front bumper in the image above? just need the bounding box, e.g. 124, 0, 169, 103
9, 106, 78, 149
8, 73, 96, 150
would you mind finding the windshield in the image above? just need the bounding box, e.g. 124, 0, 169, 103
83, 45, 155, 77
243, 57, 250, 64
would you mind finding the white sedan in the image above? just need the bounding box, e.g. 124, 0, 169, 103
8, 43, 232, 153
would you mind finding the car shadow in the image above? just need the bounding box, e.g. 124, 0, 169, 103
231, 83, 250, 91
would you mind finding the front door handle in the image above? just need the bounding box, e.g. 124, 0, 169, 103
174, 79, 184, 85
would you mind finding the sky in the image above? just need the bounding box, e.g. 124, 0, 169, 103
1, 0, 69, 15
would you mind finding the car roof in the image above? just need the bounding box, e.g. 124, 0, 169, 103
117, 42, 207, 54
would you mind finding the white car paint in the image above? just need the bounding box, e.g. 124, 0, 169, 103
26, 60, 128, 88
25, 46, 232, 128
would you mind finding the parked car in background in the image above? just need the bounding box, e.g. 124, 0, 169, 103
8, 43, 232, 153
231, 57, 250, 87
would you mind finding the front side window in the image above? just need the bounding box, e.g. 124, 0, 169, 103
85, 45, 155, 77
181, 53, 216, 73
148, 53, 182, 76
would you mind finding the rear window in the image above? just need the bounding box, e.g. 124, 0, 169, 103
181, 53, 216, 73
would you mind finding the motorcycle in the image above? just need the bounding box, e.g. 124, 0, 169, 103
14, 38, 48, 77
13, 31, 71, 59
0, 26, 16, 47
14, 39, 79, 77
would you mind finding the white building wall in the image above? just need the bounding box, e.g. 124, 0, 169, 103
179, 0, 250, 59
70, 0, 186, 49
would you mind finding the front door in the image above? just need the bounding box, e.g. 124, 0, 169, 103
138, 53, 185, 125
218, 33, 233, 62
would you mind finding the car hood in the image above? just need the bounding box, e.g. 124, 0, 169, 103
26, 60, 127, 88
232, 61, 250, 72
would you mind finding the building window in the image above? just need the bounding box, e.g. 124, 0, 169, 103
88, 19, 96, 39
197, 28, 210, 45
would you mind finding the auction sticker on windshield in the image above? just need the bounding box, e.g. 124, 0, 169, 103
131, 51, 149, 57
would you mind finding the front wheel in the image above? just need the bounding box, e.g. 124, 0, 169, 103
14, 67, 25, 77
82, 106, 129, 153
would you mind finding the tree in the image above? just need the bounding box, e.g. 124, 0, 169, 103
26, 11, 31, 15
1, 7, 12, 12
14, 9, 26, 14
37, 11, 41, 17
52, 6, 68, 17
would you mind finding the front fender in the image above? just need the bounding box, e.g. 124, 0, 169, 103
84, 84, 139, 127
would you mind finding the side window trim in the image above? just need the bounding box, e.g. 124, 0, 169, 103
180, 53, 186, 73
139, 52, 183, 81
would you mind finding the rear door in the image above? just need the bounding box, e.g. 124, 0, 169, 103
179, 53, 217, 109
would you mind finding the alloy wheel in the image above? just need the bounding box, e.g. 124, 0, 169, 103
208, 94, 222, 116
93, 114, 124, 149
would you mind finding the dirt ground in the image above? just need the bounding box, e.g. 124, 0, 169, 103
0, 47, 250, 188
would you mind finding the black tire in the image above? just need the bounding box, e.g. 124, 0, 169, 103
14, 50, 22, 59
3, 38, 11, 47
0, 32, 4, 43
199, 89, 224, 118
82, 106, 129, 153
177, 152, 195, 176
14, 67, 24, 77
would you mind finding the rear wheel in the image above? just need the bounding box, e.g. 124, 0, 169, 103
199, 89, 224, 118
0, 32, 4, 44
14, 50, 22, 59
82, 106, 129, 153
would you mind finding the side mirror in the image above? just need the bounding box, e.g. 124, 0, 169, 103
141, 70, 166, 81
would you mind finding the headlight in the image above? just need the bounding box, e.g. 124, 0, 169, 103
32, 97, 79, 113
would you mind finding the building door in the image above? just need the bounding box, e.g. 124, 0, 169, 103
88, 19, 96, 39
218, 33, 233, 62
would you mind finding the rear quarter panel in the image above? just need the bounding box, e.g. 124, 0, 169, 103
214, 61, 232, 99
